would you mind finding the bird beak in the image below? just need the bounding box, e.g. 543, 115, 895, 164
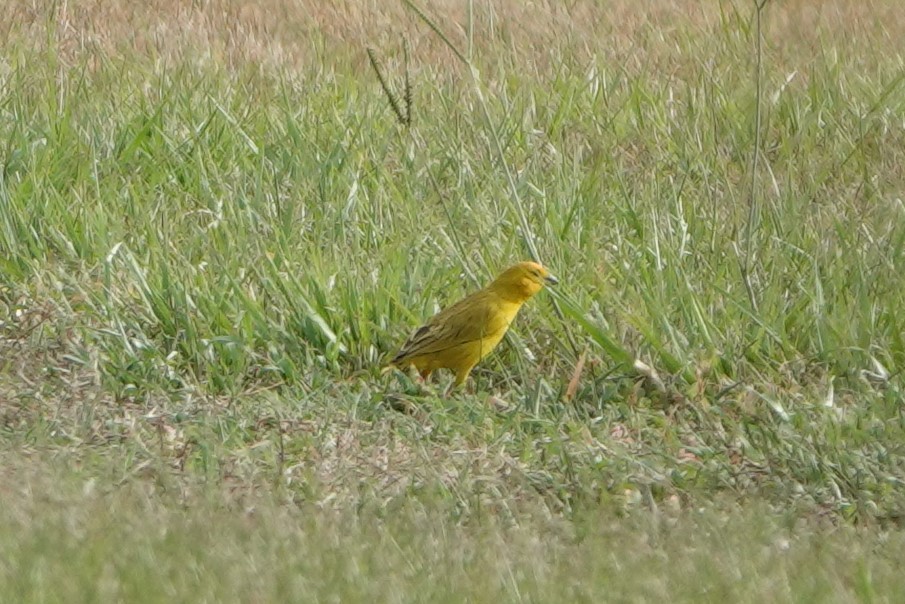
545, 274, 559, 286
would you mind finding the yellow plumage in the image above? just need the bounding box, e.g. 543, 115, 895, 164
391, 261, 558, 387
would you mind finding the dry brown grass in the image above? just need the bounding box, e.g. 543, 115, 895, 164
4, 0, 902, 75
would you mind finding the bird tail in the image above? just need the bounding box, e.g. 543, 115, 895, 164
387, 349, 406, 368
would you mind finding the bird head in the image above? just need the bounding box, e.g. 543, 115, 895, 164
490, 261, 558, 301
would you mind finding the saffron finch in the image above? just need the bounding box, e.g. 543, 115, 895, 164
391, 261, 558, 387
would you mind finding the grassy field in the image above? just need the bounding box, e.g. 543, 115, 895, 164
2, 0, 905, 600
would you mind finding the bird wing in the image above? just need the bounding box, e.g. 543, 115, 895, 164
392, 290, 505, 363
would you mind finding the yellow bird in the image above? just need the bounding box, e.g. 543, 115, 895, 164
390, 261, 558, 387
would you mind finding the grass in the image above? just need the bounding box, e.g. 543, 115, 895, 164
4, 454, 905, 602
2, 0, 905, 600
